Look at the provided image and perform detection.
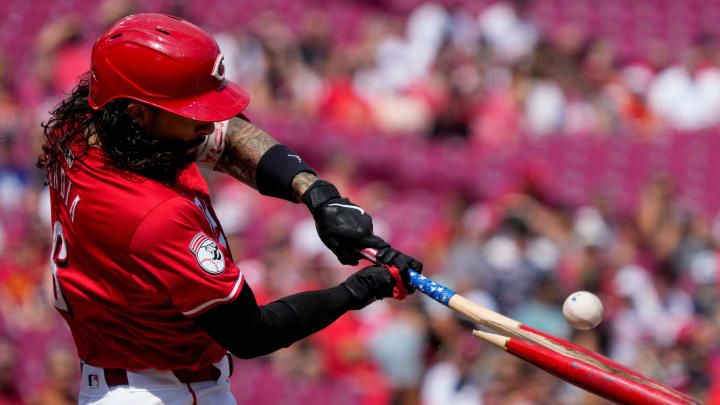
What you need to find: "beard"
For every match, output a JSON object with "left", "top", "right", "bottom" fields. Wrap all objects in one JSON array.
[{"left": 99, "top": 124, "right": 206, "bottom": 185}]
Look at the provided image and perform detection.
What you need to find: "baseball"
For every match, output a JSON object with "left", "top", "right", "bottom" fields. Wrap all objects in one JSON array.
[{"left": 562, "top": 291, "right": 604, "bottom": 330}]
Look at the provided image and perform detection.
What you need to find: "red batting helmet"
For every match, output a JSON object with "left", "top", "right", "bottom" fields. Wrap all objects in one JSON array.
[{"left": 89, "top": 13, "right": 249, "bottom": 122}]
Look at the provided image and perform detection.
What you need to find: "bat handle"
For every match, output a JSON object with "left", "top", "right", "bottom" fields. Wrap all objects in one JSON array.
[{"left": 359, "top": 248, "right": 457, "bottom": 305}]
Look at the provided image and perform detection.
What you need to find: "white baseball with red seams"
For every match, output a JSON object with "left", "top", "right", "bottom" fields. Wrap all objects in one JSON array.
[{"left": 562, "top": 291, "right": 604, "bottom": 330}]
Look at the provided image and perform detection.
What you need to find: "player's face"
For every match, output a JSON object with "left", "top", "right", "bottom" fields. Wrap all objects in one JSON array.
[
  {"left": 128, "top": 103, "right": 216, "bottom": 154},
  {"left": 121, "top": 102, "right": 217, "bottom": 184},
  {"left": 145, "top": 108, "right": 216, "bottom": 146}
]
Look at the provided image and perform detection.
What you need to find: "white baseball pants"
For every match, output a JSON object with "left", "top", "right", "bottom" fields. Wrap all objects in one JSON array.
[{"left": 78, "top": 355, "right": 235, "bottom": 405}]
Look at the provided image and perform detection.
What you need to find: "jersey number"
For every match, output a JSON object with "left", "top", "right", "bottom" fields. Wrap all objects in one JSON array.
[{"left": 50, "top": 221, "right": 71, "bottom": 314}]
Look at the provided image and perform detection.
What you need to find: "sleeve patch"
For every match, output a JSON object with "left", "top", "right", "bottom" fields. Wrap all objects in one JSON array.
[{"left": 189, "top": 233, "right": 226, "bottom": 275}]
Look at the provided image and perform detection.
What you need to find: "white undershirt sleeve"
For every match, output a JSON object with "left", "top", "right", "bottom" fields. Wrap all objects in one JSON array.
[{"left": 195, "top": 119, "right": 229, "bottom": 170}]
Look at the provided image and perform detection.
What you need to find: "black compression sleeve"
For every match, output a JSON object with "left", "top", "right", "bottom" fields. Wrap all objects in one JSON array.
[
  {"left": 277, "top": 285, "right": 356, "bottom": 334},
  {"left": 256, "top": 144, "right": 316, "bottom": 203},
  {"left": 192, "top": 282, "right": 355, "bottom": 359}
]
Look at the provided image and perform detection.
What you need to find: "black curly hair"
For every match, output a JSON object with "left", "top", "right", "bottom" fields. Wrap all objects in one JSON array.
[{"left": 38, "top": 71, "right": 204, "bottom": 185}]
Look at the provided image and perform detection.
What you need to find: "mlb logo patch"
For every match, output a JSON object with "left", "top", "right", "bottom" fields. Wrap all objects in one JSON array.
[
  {"left": 189, "top": 233, "right": 225, "bottom": 275},
  {"left": 88, "top": 373, "right": 99, "bottom": 388}
]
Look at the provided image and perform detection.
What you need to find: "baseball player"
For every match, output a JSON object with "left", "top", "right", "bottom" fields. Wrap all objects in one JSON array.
[{"left": 39, "top": 14, "right": 422, "bottom": 405}]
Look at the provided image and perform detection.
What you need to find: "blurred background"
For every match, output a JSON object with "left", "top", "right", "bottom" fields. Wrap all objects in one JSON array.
[{"left": 2, "top": 0, "right": 720, "bottom": 403}]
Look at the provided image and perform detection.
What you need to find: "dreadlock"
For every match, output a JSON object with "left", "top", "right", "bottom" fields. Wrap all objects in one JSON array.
[{"left": 39, "top": 71, "right": 201, "bottom": 185}]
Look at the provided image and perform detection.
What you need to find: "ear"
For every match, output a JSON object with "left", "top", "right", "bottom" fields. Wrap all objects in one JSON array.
[{"left": 127, "top": 102, "right": 152, "bottom": 127}]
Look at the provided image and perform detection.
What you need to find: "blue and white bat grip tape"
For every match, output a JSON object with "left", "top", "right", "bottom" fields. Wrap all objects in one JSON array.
[
  {"left": 359, "top": 248, "right": 456, "bottom": 305},
  {"left": 408, "top": 270, "right": 456, "bottom": 305}
]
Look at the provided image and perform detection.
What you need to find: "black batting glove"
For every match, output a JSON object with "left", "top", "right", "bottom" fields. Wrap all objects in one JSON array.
[
  {"left": 302, "top": 180, "right": 425, "bottom": 291},
  {"left": 303, "top": 180, "right": 385, "bottom": 265},
  {"left": 374, "top": 246, "right": 424, "bottom": 294},
  {"left": 341, "top": 265, "right": 396, "bottom": 309}
]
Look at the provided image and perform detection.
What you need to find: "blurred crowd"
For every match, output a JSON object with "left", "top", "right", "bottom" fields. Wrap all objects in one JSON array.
[
  {"left": 215, "top": 0, "right": 720, "bottom": 141},
  {"left": 2, "top": 0, "right": 720, "bottom": 404}
]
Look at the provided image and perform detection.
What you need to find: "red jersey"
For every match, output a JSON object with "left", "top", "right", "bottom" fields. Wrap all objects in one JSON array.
[{"left": 47, "top": 125, "right": 242, "bottom": 370}]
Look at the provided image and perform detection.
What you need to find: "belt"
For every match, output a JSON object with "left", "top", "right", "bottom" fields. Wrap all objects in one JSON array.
[
  {"left": 100, "top": 354, "right": 232, "bottom": 387},
  {"left": 104, "top": 364, "right": 221, "bottom": 387}
]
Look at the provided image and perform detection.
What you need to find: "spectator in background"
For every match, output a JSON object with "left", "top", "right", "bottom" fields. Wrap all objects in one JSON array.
[
  {"left": 31, "top": 0, "right": 137, "bottom": 98},
  {"left": 298, "top": 12, "right": 332, "bottom": 72},
  {"left": 0, "top": 53, "right": 26, "bottom": 167},
  {"left": 0, "top": 337, "right": 23, "bottom": 405},
  {"left": 421, "top": 331, "right": 484, "bottom": 405},
  {"left": 571, "top": 37, "right": 621, "bottom": 136},
  {"left": 29, "top": 346, "right": 77, "bottom": 405},
  {"left": 478, "top": 0, "right": 538, "bottom": 64},
  {"left": 317, "top": 48, "right": 374, "bottom": 128},
  {"left": 510, "top": 275, "right": 571, "bottom": 340},
  {"left": 523, "top": 42, "right": 566, "bottom": 136},
  {"left": 368, "top": 304, "right": 426, "bottom": 405},
  {"left": 33, "top": 15, "right": 90, "bottom": 97},
  {"left": 648, "top": 34, "right": 720, "bottom": 131},
  {"left": 615, "top": 40, "right": 670, "bottom": 137}
]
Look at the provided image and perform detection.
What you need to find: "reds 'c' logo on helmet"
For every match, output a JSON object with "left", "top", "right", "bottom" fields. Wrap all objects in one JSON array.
[{"left": 212, "top": 54, "right": 225, "bottom": 81}]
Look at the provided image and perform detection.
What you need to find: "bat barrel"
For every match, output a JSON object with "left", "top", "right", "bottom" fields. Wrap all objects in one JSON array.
[
  {"left": 519, "top": 325, "right": 700, "bottom": 404},
  {"left": 506, "top": 338, "right": 699, "bottom": 405}
]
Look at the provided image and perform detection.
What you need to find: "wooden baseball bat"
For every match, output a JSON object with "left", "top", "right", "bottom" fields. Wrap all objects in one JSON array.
[
  {"left": 472, "top": 330, "right": 696, "bottom": 405},
  {"left": 359, "top": 248, "right": 701, "bottom": 405}
]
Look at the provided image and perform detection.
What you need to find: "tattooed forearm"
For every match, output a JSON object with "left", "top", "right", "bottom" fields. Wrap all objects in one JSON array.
[
  {"left": 216, "top": 116, "right": 279, "bottom": 187},
  {"left": 291, "top": 172, "right": 318, "bottom": 202}
]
